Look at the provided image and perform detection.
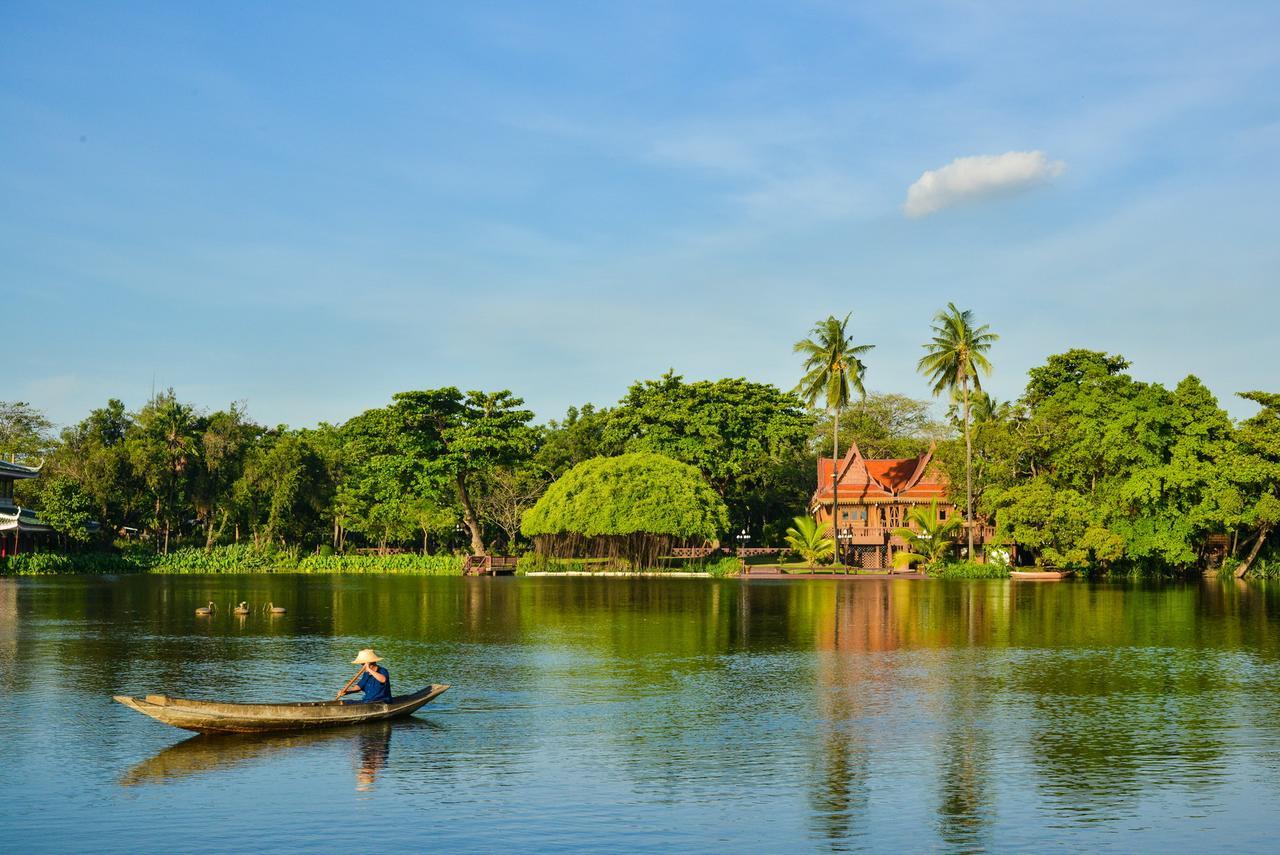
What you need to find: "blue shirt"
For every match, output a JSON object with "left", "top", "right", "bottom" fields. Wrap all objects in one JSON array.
[{"left": 355, "top": 665, "right": 391, "bottom": 703}]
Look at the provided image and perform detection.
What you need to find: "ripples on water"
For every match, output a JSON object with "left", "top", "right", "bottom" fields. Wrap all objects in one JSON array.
[{"left": 3, "top": 575, "right": 1280, "bottom": 852}]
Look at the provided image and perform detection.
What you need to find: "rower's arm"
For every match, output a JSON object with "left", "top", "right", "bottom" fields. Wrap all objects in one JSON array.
[{"left": 367, "top": 667, "right": 387, "bottom": 684}]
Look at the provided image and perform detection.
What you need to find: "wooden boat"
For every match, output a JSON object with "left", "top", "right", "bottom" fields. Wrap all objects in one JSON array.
[
  {"left": 114, "top": 684, "right": 449, "bottom": 734},
  {"left": 1010, "top": 570, "right": 1074, "bottom": 580}
]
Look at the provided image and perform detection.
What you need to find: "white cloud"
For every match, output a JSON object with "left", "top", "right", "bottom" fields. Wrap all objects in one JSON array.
[{"left": 904, "top": 151, "right": 1066, "bottom": 217}]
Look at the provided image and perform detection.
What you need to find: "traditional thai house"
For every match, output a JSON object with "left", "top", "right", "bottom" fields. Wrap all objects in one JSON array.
[
  {"left": 0, "top": 459, "right": 51, "bottom": 556},
  {"left": 810, "top": 441, "right": 989, "bottom": 569}
]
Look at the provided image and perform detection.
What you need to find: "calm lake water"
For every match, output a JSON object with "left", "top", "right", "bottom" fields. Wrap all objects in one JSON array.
[{"left": 3, "top": 575, "right": 1280, "bottom": 853}]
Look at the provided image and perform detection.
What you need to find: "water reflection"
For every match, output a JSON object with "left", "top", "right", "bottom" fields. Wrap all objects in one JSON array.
[
  {"left": 120, "top": 719, "right": 438, "bottom": 791},
  {"left": 4, "top": 575, "right": 1280, "bottom": 851}
]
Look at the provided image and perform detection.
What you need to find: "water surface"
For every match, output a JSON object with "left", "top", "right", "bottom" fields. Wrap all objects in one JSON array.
[{"left": 3, "top": 575, "right": 1279, "bottom": 852}]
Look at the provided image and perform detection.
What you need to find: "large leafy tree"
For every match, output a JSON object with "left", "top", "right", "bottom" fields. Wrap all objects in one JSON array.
[
  {"left": 391, "top": 388, "right": 537, "bottom": 556},
  {"left": 236, "top": 429, "right": 334, "bottom": 548},
  {"left": 191, "top": 404, "right": 262, "bottom": 549},
  {"left": 0, "top": 401, "right": 53, "bottom": 460},
  {"left": 1221, "top": 392, "right": 1280, "bottom": 577},
  {"left": 522, "top": 452, "right": 729, "bottom": 568},
  {"left": 35, "top": 476, "right": 96, "bottom": 544},
  {"left": 988, "top": 478, "right": 1124, "bottom": 569},
  {"left": 814, "top": 392, "right": 946, "bottom": 460},
  {"left": 918, "top": 304, "right": 997, "bottom": 558},
  {"left": 981, "top": 351, "right": 1236, "bottom": 573},
  {"left": 605, "top": 373, "right": 812, "bottom": 538},
  {"left": 793, "top": 314, "right": 875, "bottom": 563},
  {"left": 338, "top": 405, "right": 433, "bottom": 551},
  {"left": 535, "top": 404, "right": 618, "bottom": 478},
  {"left": 49, "top": 399, "right": 144, "bottom": 537},
  {"left": 127, "top": 392, "right": 200, "bottom": 553}
]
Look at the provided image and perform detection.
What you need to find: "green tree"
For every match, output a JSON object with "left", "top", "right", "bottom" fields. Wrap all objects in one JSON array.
[
  {"left": 476, "top": 464, "right": 549, "bottom": 553},
  {"left": 191, "top": 404, "right": 262, "bottom": 549},
  {"left": 390, "top": 389, "right": 537, "bottom": 556},
  {"left": 1224, "top": 391, "right": 1280, "bottom": 577},
  {"left": 987, "top": 478, "right": 1124, "bottom": 569},
  {"left": 236, "top": 429, "right": 334, "bottom": 547},
  {"left": 605, "top": 373, "right": 812, "bottom": 537},
  {"left": 784, "top": 516, "right": 834, "bottom": 567},
  {"left": 48, "top": 399, "right": 143, "bottom": 537},
  {"left": 794, "top": 314, "right": 875, "bottom": 564},
  {"left": 918, "top": 304, "right": 998, "bottom": 558},
  {"left": 522, "top": 452, "right": 729, "bottom": 568},
  {"left": 891, "top": 500, "right": 964, "bottom": 570},
  {"left": 535, "top": 404, "right": 618, "bottom": 478},
  {"left": 127, "top": 392, "right": 200, "bottom": 553},
  {"left": 35, "top": 476, "right": 96, "bottom": 543},
  {"left": 0, "top": 401, "right": 53, "bottom": 460},
  {"left": 815, "top": 392, "right": 947, "bottom": 460}
]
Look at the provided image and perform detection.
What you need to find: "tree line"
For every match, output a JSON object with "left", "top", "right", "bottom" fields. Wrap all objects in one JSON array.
[{"left": 4, "top": 308, "right": 1278, "bottom": 576}]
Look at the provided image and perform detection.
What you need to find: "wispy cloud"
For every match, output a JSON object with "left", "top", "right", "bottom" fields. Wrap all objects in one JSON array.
[{"left": 904, "top": 151, "right": 1066, "bottom": 217}]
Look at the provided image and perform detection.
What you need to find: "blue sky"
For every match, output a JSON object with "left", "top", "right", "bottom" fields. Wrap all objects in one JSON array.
[{"left": 4, "top": 1, "right": 1278, "bottom": 428}]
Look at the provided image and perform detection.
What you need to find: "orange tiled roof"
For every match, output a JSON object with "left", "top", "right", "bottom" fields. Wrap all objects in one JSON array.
[{"left": 811, "top": 441, "right": 947, "bottom": 503}]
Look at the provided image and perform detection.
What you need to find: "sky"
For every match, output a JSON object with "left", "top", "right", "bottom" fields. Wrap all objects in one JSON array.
[{"left": 3, "top": 1, "right": 1278, "bottom": 429}]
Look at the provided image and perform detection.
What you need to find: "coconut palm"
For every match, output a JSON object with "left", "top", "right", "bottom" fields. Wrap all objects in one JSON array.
[
  {"left": 794, "top": 313, "right": 875, "bottom": 565},
  {"left": 918, "top": 304, "right": 997, "bottom": 558},
  {"left": 784, "top": 516, "right": 835, "bottom": 567},
  {"left": 891, "top": 501, "right": 965, "bottom": 571}
]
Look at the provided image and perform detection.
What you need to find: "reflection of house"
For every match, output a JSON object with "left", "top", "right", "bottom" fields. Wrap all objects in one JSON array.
[
  {"left": 0, "top": 460, "right": 51, "bottom": 555},
  {"left": 810, "top": 442, "right": 990, "bottom": 568}
]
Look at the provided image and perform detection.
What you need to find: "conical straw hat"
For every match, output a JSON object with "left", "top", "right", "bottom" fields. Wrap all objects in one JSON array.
[{"left": 351, "top": 648, "right": 382, "bottom": 665}]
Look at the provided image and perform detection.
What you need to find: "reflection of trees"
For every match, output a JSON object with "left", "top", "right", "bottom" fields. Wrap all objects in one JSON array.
[
  {"left": 935, "top": 687, "right": 992, "bottom": 850},
  {"left": 0, "top": 580, "right": 16, "bottom": 691},
  {"left": 1007, "top": 580, "right": 1280, "bottom": 822}
]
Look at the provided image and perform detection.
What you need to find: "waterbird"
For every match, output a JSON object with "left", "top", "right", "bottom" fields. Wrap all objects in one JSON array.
[
  {"left": 234, "top": 601, "right": 250, "bottom": 615},
  {"left": 268, "top": 602, "right": 287, "bottom": 615},
  {"left": 195, "top": 601, "right": 214, "bottom": 616}
]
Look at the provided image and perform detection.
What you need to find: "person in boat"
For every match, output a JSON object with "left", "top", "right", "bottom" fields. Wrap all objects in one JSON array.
[{"left": 338, "top": 649, "right": 392, "bottom": 704}]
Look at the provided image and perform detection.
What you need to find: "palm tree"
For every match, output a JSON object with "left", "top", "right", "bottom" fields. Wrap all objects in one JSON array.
[
  {"left": 784, "top": 516, "right": 835, "bottom": 567},
  {"left": 794, "top": 314, "right": 875, "bottom": 566},
  {"left": 918, "top": 304, "right": 998, "bottom": 558},
  {"left": 891, "top": 500, "right": 964, "bottom": 571}
]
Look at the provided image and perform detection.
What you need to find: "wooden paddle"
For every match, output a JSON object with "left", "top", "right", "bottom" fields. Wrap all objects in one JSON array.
[{"left": 335, "top": 667, "right": 366, "bottom": 700}]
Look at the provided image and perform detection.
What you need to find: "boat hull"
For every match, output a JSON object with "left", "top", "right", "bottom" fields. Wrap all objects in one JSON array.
[
  {"left": 1009, "top": 570, "right": 1074, "bottom": 580},
  {"left": 114, "top": 684, "right": 449, "bottom": 734}
]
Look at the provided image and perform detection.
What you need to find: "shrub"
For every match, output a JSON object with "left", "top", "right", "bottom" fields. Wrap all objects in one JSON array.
[
  {"left": 700, "top": 557, "right": 743, "bottom": 577},
  {"left": 0, "top": 546, "right": 463, "bottom": 576},
  {"left": 928, "top": 560, "right": 1011, "bottom": 579}
]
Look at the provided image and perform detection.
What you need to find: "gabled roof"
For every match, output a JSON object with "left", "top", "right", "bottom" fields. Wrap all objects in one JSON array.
[{"left": 812, "top": 441, "right": 947, "bottom": 503}]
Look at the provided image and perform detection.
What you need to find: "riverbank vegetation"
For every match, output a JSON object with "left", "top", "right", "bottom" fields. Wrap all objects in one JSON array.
[
  {"left": 3, "top": 306, "right": 1277, "bottom": 578},
  {"left": 0, "top": 545, "right": 462, "bottom": 576}
]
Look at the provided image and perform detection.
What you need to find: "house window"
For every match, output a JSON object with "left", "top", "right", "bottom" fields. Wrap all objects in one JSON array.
[
  {"left": 841, "top": 510, "right": 850, "bottom": 520},
  {"left": 939, "top": 508, "right": 947, "bottom": 521}
]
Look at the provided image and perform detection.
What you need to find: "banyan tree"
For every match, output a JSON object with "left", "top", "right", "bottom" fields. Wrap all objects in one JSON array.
[{"left": 520, "top": 452, "right": 729, "bottom": 569}]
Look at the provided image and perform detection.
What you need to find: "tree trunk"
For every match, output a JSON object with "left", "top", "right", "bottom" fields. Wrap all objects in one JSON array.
[
  {"left": 963, "top": 378, "right": 974, "bottom": 560},
  {"left": 832, "top": 406, "right": 842, "bottom": 570},
  {"left": 1235, "top": 524, "right": 1272, "bottom": 578},
  {"left": 456, "top": 472, "right": 487, "bottom": 555}
]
